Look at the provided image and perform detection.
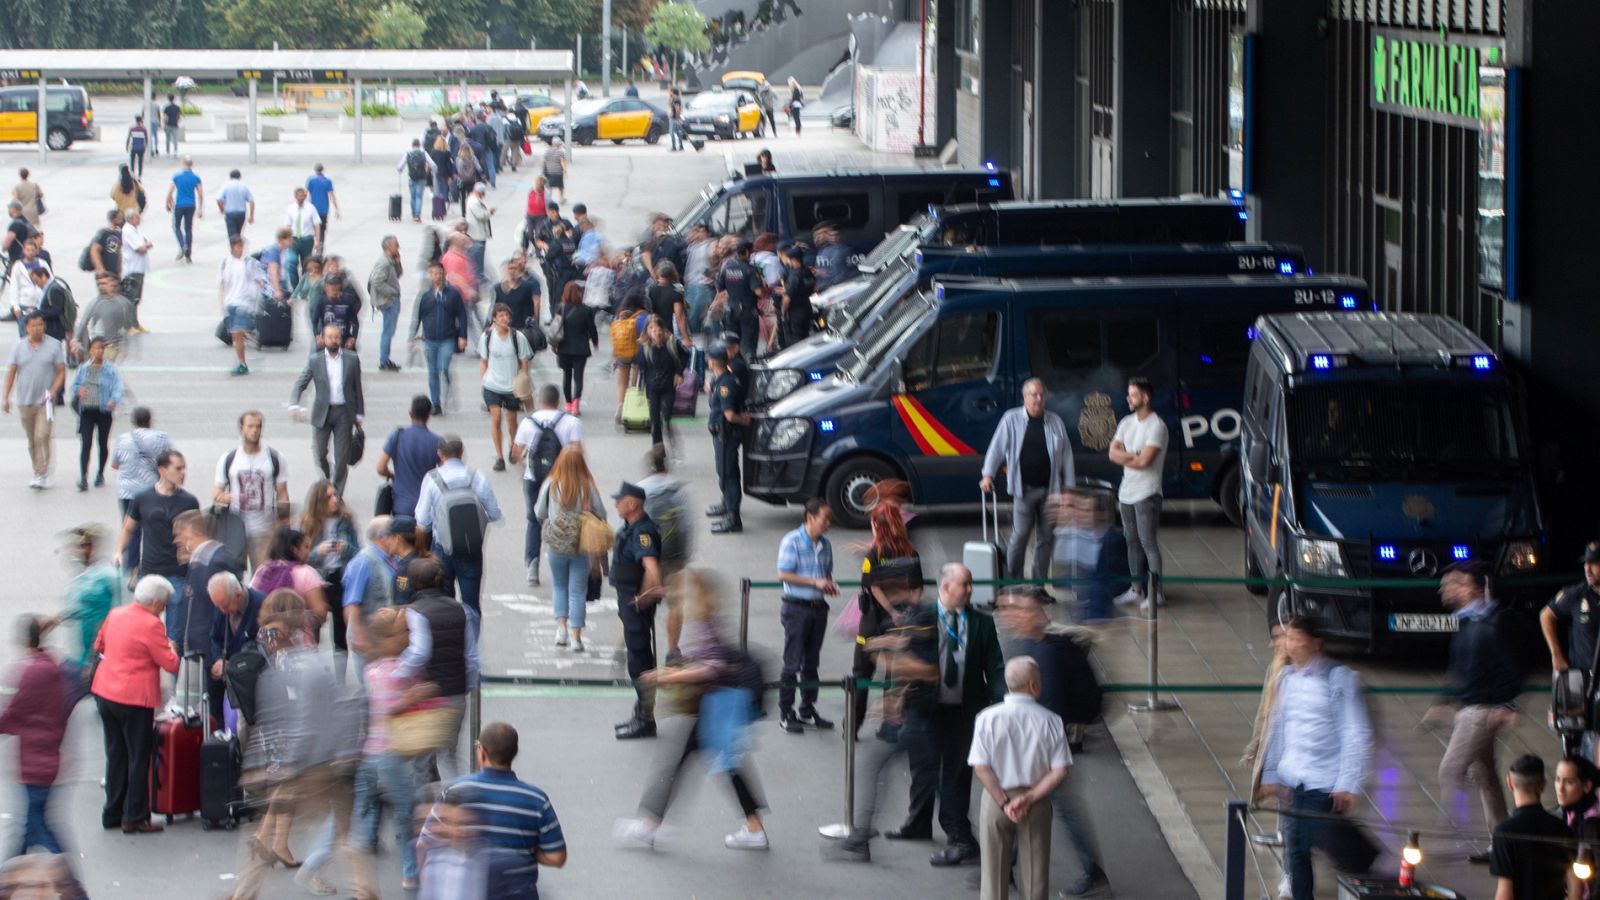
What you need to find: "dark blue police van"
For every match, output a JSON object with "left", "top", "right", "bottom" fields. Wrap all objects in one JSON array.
[
  {"left": 1239, "top": 312, "right": 1545, "bottom": 649},
  {"left": 668, "top": 168, "right": 1013, "bottom": 257},
  {"left": 746, "top": 273, "right": 1370, "bottom": 528},
  {"left": 751, "top": 241, "right": 1308, "bottom": 408}
]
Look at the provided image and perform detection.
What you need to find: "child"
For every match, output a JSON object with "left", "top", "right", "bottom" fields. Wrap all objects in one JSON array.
[{"left": 610, "top": 289, "right": 649, "bottom": 420}]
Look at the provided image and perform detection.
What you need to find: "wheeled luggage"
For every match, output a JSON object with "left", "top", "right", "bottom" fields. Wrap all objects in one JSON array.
[
  {"left": 672, "top": 346, "right": 700, "bottom": 417},
  {"left": 621, "top": 384, "right": 651, "bottom": 433},
  {"left": 964, "top": 490, "right": 1006, "bottom": 609},
  {"left": 150, "top": 655, "right": 206, "bottom": 822},
  {"left": 255, "top": 297, "right": 293, "bottom": 349},
  {"left": 388, "top": 193, "right": 403, "bottom": 222},
  {"left": 432, "top": 194, "right": 449, "bottom": 221},
  {"left": 199, "top": 725, "right": 244, "bottom": 830}
]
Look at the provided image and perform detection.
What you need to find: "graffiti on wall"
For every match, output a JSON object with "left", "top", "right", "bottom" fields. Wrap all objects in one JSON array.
[
  {"left": 690, "top": 0, "right": 807, "bottom": 69},
  {"left": 854, "top": 66, "right": 923, "bottom": 153}
]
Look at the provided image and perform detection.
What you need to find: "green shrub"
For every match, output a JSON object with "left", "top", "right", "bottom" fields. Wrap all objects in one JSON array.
[
  {"left": 259, "top": 107, "right": 293, "bottom": 117},
  {"left": 179, "top": 102, "right": 203, "bottom": 116},
  {"left": 342, "top": 101, "right": 399, "bottom": 117},
  {"left": 435, "top": 102, "right": 461, "bottom": 117}
]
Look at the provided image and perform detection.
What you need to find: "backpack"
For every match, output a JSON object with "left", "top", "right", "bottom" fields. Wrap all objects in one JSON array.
[
  {"left": 224, "top": 640, "right": 269, "bottom": 723},
  {"left": 49, "top": 279, "right": 77, "bottom": 333},
  {"left": 643, "top": 478, "right": 692, "bottom": 565},
  {"left": 525, "top": 411, "right": 566, "bottom": 484},
  {"left": 541, "top": 482, "right": 587, "bottom": 556},
  {"left": 724, "top": 646, "right": 770, "bottom": 719},
  {"left": 406, "top": 149, "right": 428, "bottom": 182},
  {"left": 610, "top": 314, "right": 640, "bottom": 360},
  {"left": 429, "top": 469, "right": 487, "bottom": 558},
  {"left": 251, "top": 559, "right": 299, "bottom": 596}
]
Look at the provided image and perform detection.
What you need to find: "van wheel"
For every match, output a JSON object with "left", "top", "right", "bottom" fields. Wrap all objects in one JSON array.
[
  {"left": 1244, "top": 543, "right": 1268, "bottom": 596},
  {"left": 1270, "top": 589, "right": 1292, "bottom": 631},
  {"left": 1216, "top": 465, "right": 1243, "bottom": 527},
  {"left": 824, "top": 456, "right": 897, "bottom": 530},
  {"left": 46, "top": 127, "right": 71, "bottom": 151}
]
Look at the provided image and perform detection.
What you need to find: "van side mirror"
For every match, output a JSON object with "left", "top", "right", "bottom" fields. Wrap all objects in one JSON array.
[
  {"left": 1247, "top": 441, "right": 1270, "bottom": 477},
  {"left": 890, "top": 358, "right": 906, "bottom": 395}
]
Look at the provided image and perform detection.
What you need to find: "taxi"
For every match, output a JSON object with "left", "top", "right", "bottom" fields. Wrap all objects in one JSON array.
[
  {"left": 518, "top": 93, "right": 563, "bottom": 133},
  {"left": 0, "top": 85, "right": 96, "bottom": 150},
  {"left": 537, "top": 96, "right": 669, "bottom": 146},
  {"left": 682, "top": 89, "right": 763, "bottom": 139}
]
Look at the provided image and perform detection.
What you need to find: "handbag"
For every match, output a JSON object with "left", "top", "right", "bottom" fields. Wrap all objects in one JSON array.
[
  {"left": 375, "top": 479, "right": 395, "bottom": 517},
  {"left": 579, "top": 511, "right": 613, "bottom": 557},
  {"left": 347, "top": 425, "right": 366, "bottom": 466},
  {"left": 36, "top": 197, "right": 46, "bottom": 216},
  {"left": 512, "top": 369, "right": 533, "bottom": 405},
  {"left": 521, "top": 321, "right": 548, "bottom": 354},
  {"left": 388, "top": 705, "right": 459, "bottom": 757},
  {"left": 215, "top": 314, "right": 232, "bottom": 346}
]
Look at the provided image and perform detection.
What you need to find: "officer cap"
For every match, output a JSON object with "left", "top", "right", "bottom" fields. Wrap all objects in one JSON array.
[
  {"left": 1583, "top": 541, "right": 1600, "bottom": 564},
  {"left": 721, "top": 330, "right": 742, "bottom": 346},
  {"left": 708, "top": 343, "right": 729, "bottom": 362},
  {"left": 612, "top": 481, "right": 646, "bottom": 502},
  {"left": 387, "top": 515, "right": 417, "bottom": 536},
  {"left": 736, "top": 238, "right": 754, "bottom": 254}
]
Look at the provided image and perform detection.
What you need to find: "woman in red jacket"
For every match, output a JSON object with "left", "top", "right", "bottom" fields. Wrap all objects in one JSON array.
[
  {"left": 91, "top": 575, "right": 180, "bottom": 834},
  {"left": 0, "top": 616, "right": 69, "bottom": 855}
]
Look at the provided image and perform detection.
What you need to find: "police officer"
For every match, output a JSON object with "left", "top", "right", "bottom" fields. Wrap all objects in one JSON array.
[
  {"left": 715, "top": 239, "right": 765, "bottom": 355},
  {"left": 706, "top": 345, "right": 750, "bottom": 535},
  {"left": 1540, "top": 540, "right": 1600, "bottom": 755},
  {"left": 612, "top": 481, "right": 665, "bottom": 739},
  {"left": 705, "top": 332, "right": 748, "bottom": 520}
]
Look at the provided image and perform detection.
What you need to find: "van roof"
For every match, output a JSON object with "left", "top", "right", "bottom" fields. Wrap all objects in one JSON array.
[
  {"left": 915, "top": 240, "right": 1305, "bottom": 263},
  {"left": 932, "top": 272, "right": 1363, "bottom": 295},
  {"left": 729, "top": 168, "right": 1002, "bottom": 186},
  {"left": 934, "top": 196, "right": 1240, "bottom": 220},
  {"left": 1258, "top": 311, "right": 1492, "bottom": 373}
]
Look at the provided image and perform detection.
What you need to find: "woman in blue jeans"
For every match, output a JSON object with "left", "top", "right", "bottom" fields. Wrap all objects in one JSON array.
[{"left": 534, "top": 445, "right": 605, "bottom": 652}]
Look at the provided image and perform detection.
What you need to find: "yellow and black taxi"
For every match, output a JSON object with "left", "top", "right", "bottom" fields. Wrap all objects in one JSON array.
[
  {"left": 682, "top": 89, "right": 763, "bottom": 140},
  {"left": 0, "top": 84, "right": 95, "bottom": 150},
  {"left": 537, "top": 97, "right": 669, "bottom": 146},
  {"left": 518, "top": 93, "right": 563, "bottom": 133}
]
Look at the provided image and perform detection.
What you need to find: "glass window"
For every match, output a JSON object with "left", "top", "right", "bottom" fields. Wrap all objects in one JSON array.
[
  {"left": 44, "top": 91, "right": 75, "bottom": 113},
  {"left": 717, "top": 191, "right": 767, "bottom": 237},
  {"left": 790, "top": 191, "right": 871, "bottom": 231},
  {"left": 1188, "top": 316, "right": 1254, "bottom": 381},
  {"left": 956, "top": 0, "right": 980, "bottom": 56},
  {"left": 902, "top": 331, "right": 936, "bottom": 393},
  {"left": 1028, "top": 311, "right": 1101, "bottom": 386},
  {"left": 930, "top": 311, "right": 1001, "bottom": 387},
  {"left": 1104, "top": 318, "right": 1160, "bottom": 369},
  {"left": 2, "top": 94, "right": 36, "bottom": 113}
]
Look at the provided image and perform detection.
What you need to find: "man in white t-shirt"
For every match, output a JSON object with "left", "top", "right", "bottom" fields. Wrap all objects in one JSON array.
[
  {"left": 213, "top": 409, "right": 289, "bottom": 568},
  {"left": 1108, "top": 376, "right": 1167, "bottom": 610},
  {"left": 511, "top": 384, "right": 583, "bottom": 586},
  {"left": 479, "top": 302, "right": 534, "bottom": 473},
  {"left": 218, "top": 235, "right": 260, "bottom": 376}
]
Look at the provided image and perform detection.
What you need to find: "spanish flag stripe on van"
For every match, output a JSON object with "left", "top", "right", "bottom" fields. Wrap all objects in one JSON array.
[{"left": 892, "top": 395, "right": 976, "bottom": 457}]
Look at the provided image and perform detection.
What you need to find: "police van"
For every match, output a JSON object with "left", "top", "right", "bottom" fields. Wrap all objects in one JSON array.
[
  {"left": 751, "top": 241, "right": 1308, "bottom": 408},
  {"left": 746, "top": 273, "right": 1369, "bottom": 528},
  {"left": 1239, "top": 312, "right": 1545, "bottom": 648},
  {"left": 668, "top": 169, "right": 1013, "bottom": 257}
]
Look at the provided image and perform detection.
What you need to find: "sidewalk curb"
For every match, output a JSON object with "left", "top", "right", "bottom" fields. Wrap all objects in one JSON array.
[{"left": 1105, "top": 710, "right": 1224, "bottom": 897}]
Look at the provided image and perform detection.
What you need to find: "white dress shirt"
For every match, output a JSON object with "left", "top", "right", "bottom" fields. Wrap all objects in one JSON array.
[
  {"left": 285, "top": 201, "right": 322, "bottom": 239},
  {"left": 121, "top": 222, "right": 151, "bottom": 275},
  {"left": 324, "top": 349, "right": 346, "bottom": 405},
  {"left": 936, "top": 602, "right": 969, "bottom": 705},
  {"left": 968, "top": 694, "right": 1071, "bottom": 790},
  {"left": 1259, "top": 656, "right": 1372, "bottom": 796}
]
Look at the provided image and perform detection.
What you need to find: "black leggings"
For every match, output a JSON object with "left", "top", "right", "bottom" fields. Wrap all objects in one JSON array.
[
  {"left": 646, "top": 385, "right": 675, "bottom": 446},
  {"left": 129, "top": 149, "right": 145, "bottom": 179},
  {"left": 78, "top": 408, "right": 112, "bottom": 479},
  {"left": 559, "top": 353, "right": 588, "bottom": 402}
]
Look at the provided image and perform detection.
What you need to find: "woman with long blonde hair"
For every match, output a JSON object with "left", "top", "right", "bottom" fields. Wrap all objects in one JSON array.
[
  {"left": 301, "top": 478, "right": 359, "bottom": 674},
  {"left": 535, "top": 445, "right": 606, "bottom": 651}
]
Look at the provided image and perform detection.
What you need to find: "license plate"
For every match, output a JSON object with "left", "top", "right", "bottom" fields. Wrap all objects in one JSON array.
[
  {"left": 1388, "top": 613, "right": 1459, "bottom": 633},
  {"left": 688, "top": 124, "right": 713, "bottom": 132}
]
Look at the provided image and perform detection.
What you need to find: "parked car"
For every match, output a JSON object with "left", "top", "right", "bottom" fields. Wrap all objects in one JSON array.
[{"left": 537, "top": 97, "right": 669, "bottom": 146}]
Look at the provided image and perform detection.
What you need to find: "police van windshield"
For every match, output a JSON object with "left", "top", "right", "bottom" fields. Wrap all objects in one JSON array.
[
  {"left": 857, "top": 215, "right": 937, "bottom": 274},
  {"left": 1289, "top": 382, "right": 1522, "bottom": 479},
  {"left": 673, "top": 187, "right": 719, "bottom": 233},
  {"left": 828, "top": 258, "right": 917, "bottom": 336},
  {"left": 842, "top": 289, "right": 936, "bottom": 382}
]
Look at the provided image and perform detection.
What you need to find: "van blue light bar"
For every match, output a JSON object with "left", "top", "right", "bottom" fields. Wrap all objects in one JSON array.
[
  {"left": 819, "top": 419, "right": 836, "bottom": 433},
  {"left": 1378, "top": 544, "right": 1398, "bottom": 561},
  {"left": 1278, "top": 261, "right": 1294, "bottom": 274},
  {"left": 1341, "top": 296, "right": 1358, "bottom": 309}
]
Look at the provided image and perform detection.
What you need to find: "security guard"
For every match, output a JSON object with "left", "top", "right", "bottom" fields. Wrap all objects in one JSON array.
[
  {"left": 707, "top": 345, "right": 750, "bottom": 534},
  {"left": 705, "top": 332, "right": 750, "bottom": 521},
  {"left": 612, "top": 481, "right": 665, "bottom": 739},
  {"left": 715, "top": 239, "right": 765, "bottom": 354},
  {"left": 1540, "top": 540, "right": 1600, "bottom": 754}
]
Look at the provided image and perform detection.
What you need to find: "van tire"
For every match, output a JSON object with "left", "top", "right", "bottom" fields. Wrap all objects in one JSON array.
[
  {"left": 1244, "top": 543, "right": 1269, "bottom": 596},
  {"left": 824, "top": 456, "right": 897, "bottom": 530},
  {"left": 1269, "top": 589, "right": 1292, "bottom": 631},
  {"left": 46, "top": 127, "right": 71, "bottom": 151},
  {"left": 1216, "top": 464, "right": 1243, "bottom": 527}
]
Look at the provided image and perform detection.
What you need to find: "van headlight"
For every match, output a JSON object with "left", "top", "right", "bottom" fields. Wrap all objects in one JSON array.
[
  {"left": 765, "top": 418, "right": 811, "bottom": 452},
  {"left": 1296, "top": 538, "right": 1347, "bottom": 578},
  {"left": 716, "top": 114, "right": 731, "bottom": 123},
  {"left": 764, "top": 369, "right": 803, "bottom": 400},
  {"left": 1502, "top": 540, "right": 1540, "bottom": 572}
]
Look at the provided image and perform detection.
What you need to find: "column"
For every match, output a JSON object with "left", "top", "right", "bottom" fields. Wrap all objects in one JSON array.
[
  {"left": 247, "top": 77, "right": 258, "bottom": 164},
  {"left": 354, "top": 77, "right": 364, "bottom": 164}
]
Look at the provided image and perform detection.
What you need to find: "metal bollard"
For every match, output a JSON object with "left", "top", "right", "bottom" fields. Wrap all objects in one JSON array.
[
  {"left": 468, "top": 685, "right": 482, "bottom": 773},
  {"left": 818, "top": 676, "right": 858, "bottom": 839},
  {"left": 739, "top": 577, "right": 751, "bottom": 652},
  {"left": 1129, "top": 571, "right": 1177, "bottom": 713},
  {"left": 1223, "top": 799, "right": 1247, "bottom": 900}
]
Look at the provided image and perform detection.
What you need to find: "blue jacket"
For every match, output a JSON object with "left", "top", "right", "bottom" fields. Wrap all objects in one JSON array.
[
  {"left": 410, "top": 284, "right": 470, "bottom": 343},
  {"left": 209, "top": 588, "right": 265, "bottom": 665},
  {"left": 70, "top": 361, "right": 125, "bottom": 411}
]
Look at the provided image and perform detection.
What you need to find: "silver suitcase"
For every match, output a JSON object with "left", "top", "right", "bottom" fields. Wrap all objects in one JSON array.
[{"left": 965, "top": 490, "right": 1006, "bottom": 608}]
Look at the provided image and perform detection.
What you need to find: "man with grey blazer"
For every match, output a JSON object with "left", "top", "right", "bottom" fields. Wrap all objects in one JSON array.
[
  {"left": 979, "top": 378, "right": 1075, "bottom": 580},
  {"left": 290, "top": 322, "right": 366, "bottom": 493},
  {"left": 368, "top": 235, "right": 404, "bottom": 372}
]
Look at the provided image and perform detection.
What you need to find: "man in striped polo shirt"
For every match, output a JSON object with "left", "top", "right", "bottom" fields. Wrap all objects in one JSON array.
[
  {"left": 421, "top": 722, "right": 566, "bottom": 897},
  {"left": 775, "top": 498, "right": 839, "bottom": 734}
]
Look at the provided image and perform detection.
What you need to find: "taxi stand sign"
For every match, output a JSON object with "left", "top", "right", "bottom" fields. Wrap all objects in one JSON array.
[
  {"left": 0, "top": 70, "right": 43, "bottom": 80},
  {"left": 238, "top": 69, "right": 347, "bottom": 81}
]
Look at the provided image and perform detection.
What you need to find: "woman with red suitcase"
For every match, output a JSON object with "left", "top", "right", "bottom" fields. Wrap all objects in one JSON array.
[{"left": 91, "top": 575, "right": 181, "bottom": 834}]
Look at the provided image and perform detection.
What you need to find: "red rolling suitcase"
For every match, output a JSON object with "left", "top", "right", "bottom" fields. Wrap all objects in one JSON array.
[{"left": 150, "top": 655, "right": 206, "bottom": 823}]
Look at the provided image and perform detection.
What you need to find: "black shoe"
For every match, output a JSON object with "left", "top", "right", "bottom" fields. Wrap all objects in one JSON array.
[
  {"left": 929, "top": 843, "right": 979, "bottom": 867},
  {"left": 614, "top": 718, "right": 657, "bottom": 740},
  {"left": 705, "top": 504, "right": 727, "bottom": 518},
  {"left": 94, "top": 473, "right": 105, "bottom": 487},
  {"left": 77, "top": 477, "right": 87, "bottom": 492},
  {"left": 431, "top": 404, "right": 443, "bottom": 416},
  {"left": 885, "top": 824, "right": 932, "bottom": 841},
  {"left": 1069, "top": 741, "right": 1085, "bottom": 754},
  {"left": 711, "top": 518, "right": 743, "bottom": 534},
  {"left": 777, "top": 712, "right": 803, "bottom": 734},
  {"left": 838, "top": 836, "right": 872, "bottom": 861},
  {"left": 798, "top": 709, "right": 834, "bottom": 729},
  {"left": 1468, "top": 849, "right": 1491, "bottom": 864},
  {"left": 492, "top": 458, "right": 506, "bottom": 472}
]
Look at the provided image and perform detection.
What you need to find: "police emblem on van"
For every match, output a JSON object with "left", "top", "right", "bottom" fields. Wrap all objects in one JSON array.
[
  {"left": 1402, "top": 495, "right": 1436, "bottom": 524},
  {"left": 1078, "top": 393, "right": 1116, "bottom": 451}
]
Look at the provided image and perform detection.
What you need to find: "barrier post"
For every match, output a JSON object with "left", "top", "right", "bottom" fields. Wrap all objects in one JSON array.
[
  {"left": 818, "top": 676, "right": 858, "bottom": 839},
  {"left": 468, "top": 685, "right": 482, "bottom": 773},
  {"left": 1129, "top": 571, "right": 1177, "bottom": 713},
  {"left": 1223, "top": 800, "right": 1247, "bottom": 900},
  {"left": 739, "top": 577, "right": 751, "bottom": 652}
]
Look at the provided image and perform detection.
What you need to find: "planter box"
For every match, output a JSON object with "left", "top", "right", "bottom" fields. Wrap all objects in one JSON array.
[
  {"left": 225, "top": 122, "right": 282, "bottom": 142},
  {"left": 257, "top": 113, "right": 309, "bottom": 132},
  {"left": 338, "top": 115, "right": 402, "bottom": 133}
]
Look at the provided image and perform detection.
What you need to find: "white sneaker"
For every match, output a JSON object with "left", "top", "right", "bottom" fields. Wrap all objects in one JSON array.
[
  {"left": 571, "top": 637, "right": 585, "bottom": 652},
  {"left": 1276, "top": 873, "right": 1292, "bottom": 900},
  {"left": 555, "top": 624, "right": 569, "bottom": 647},
  {"left": 724, "top": 826, "right": 769, "bottom": 850},
  {"left": 1113, "top": 587, "right": 1143, "bottom": 607},
  {"left": 35, "top": 475, "right": 50, "bottom": 489},
  {"left": 1139, "top": 593, "right": 1166, "bottom": 613},
  {"left": 613, "top": 817, "right": 657, "bottom": 848},
  {"left": 27, "top": 476, "right": 42, "bottom": 489}
]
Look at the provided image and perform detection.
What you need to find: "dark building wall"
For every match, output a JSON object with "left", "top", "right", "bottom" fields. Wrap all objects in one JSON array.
[
  {"left": 1116, "top": 0, "right": 1173, "bottom": 197},
  {"left": 1250, "top": 0, "right": 1330, "bottom": 272}
]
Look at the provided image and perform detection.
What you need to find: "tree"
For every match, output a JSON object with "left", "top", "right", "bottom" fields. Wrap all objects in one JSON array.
[
  {"left": 365, "top": 0, "right": 427, "bottom": 48},
  {"left": 643, "top": 1, "right": 708, "bottom": 83},
  {"left": 208, "top": 0, "right": 363, "bottom": 48}
]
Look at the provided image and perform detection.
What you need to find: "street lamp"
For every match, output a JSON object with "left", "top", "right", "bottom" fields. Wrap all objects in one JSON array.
[{"left": 1576, "top": 845, "right": 1594, "bottom": 882}]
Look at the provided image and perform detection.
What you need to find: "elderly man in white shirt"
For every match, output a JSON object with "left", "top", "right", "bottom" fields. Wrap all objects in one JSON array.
[
  {"left": 968, "top": 656, "right": 1072, "bottom": 900},
  {"left": 465, "top": 183, "right": 495, "bottom": 286}
]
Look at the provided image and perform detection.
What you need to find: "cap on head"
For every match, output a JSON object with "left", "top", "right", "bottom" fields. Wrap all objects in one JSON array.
[
  {"left": 721, "top": 330, "right": 742, "bottom": 346},
  {"left": 708, "top": 343, "right": 729, "bottom": 362},
  {"left": 613, "top": 482, "right": 646, "bottom": 502},
  {"left": 386, "top": 515, "right": 417, "bottom": 537},
  {"left": 1583, "top": 541, "right": 1600, "bottom": 564},
  {"left": 736, "top": 238, "right": 754, "bottom": 254}
]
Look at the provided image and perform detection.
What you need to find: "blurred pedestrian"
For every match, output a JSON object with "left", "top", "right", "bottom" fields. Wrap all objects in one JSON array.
[
  {"left": 536, "top": 445, "right": 604, "bottom": 650},
  {"left": 553, "top": 280, "right": 598, "bottom": 414},
  {"left": 415, "top": 797, "right": 488, "bottom": 899},
  {"left": 400, "top": 139, "right": 436, "bottom": 223},
  {"left": 615, "top": 569, "right": 769, "bottom": 850},
  {"left": 109, "top": 407, "right": 169, "bottom": 573},
  {"left": 850, "top": 501, "right": 923, "bottom": 739},
  {"left": 91, "top": 576, "right": 181, "bottom": 835},
  {"left": 161, "top": 95, "right": 181, "bottom": 154},
  {"left": 303, "top": 479, "right": 360, "bottom": 672},
  {"left": 777, "top": 242, "right": 814, "bottom": 349},
  {"left": 637, "top": 315, "right": 684, "bottom": 449},
  {"left": 420, "top": 722, "right": 566, "bottom": 898},
  {"left": 216, "top": 169, "right": 256, "bottom": 241},
  {"left": 787, "top": 77, "right": 804, "bottom": 134},
  {"left": 173, "top": 510, "right": 243, "bottom": 708},
  {"left": 969, "top": 656, "right": 1072, "bottom": 900},
  {"left": 218, "top": 235, "right": 257, "bottom": 375},
  {"left": 774, "top": 498, "right": 838, "bottom": 733},
  {"left": 514, "top": 385, "right": 581, "bottom": 586},
  {"left": 980, "top": 378, "right": 1074, "bottom": 581},
  {"left": 290, "top": 323, "right": 366, "bottom": 494},
  {"left": 414, "top": 435, "right": 502, "bottom": 614},
  {"left": 205, "top": 572, "right": 264, "bottom": 726},
  {"left": 165, "top": 156, "right": 202, "bottom": 264},
  {"left": 126, "top": 116, "right": 150, "bottom": 177},
  {"left": 3, "top": 311, "right": 66, "bottom": 487},
  {"left": 110, "top": 165, "right": 144, "bottom": 220},
  {"left": 250, "top": 525, "right": 330, "bottom": 627},
  {"left": 1242, "top": 622, "right": 1291, "bottom": 884},
  {"left": 341, "top": 516, "right": 415, "bottom": 663},
  {"left": 522, "top": 177, "right": 549, "bottom": 255},
  {"left": 479, "top": 303, "right": 533, "bottom": 470},
  {"left": 377, "top": 396, "right": 443, "bottom": 519},
  {"left": 12, "top": 167, "right": 43, "bottom": 226},
  {"left": 120, "top": 208, "right": 153, "bottom": 333},
  {"left": 613, "top": 482, "right": 666, "bottom": 739},
  {"left": 467, "top": 184, "right": 495, "bottom": 286},
  {"left": 639, "top": 444, "right": 692, "bottom": 653},
  {"left": 0, "top": 615, "right": 71, "bottom": 856},
  {"left": 75, "top": 273, "right": 134, "bottom": 360},
  {"left": 1049, "top": 488, "right": 1129, "bottom": 623},
  {"left": 411, "top": 261, "right": 471, "bottom": 416},
  {"left": 116, "top": 450, "right": 199, "bottom": 640},
  {"left": 285, "top": 187, "right": 321, "bottom": 277},
  {"left": 542, "top": 138, "right": 568, "bottom": 203},
  {"left": 370, "top": 235, "right": 405, "bottom": 372},
  {"left": 306, "top": 163, "right": 340, "bottom": 246},
  {"left": 441, "top": 234, "right": 479, "bottom": 327},
  {"left": 398, "top": 558, "right": 478, "bottom": 777},
  {"left": 54, "top": 525, "right": 121, "bottom": 667},
  {"left": 70, "top": 336, "right": 122, "bottom": 492}
]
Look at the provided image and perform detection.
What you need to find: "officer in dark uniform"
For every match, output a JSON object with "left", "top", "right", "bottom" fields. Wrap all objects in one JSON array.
[
  {"left": 715, "top": 239, "right": 765, "bottom": 354},
  {"left": 612, "top": 481, "right": 665, "bottom": 739},
  {"left": 706, "top": 345, "right": 750, "bottom": 535},
  {"left": 1540, "top": 539, "right": 1600, "bottom": 755},
  {"left": 705, "top": 332, "right": 751, "bottom": 522}
]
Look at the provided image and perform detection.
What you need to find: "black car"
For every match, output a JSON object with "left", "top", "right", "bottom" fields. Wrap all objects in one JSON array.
[{"left": 681, "top": 90, "right": 763, "bottom": 140}]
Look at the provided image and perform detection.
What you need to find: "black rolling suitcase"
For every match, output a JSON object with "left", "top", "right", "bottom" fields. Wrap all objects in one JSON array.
[
  {"left": 432, "top": 194, "right": 448, "bottom": 221},
  {"left": 199, "top": 721, "right": 244, "bottom": 830},
  {"left": 388, "top": 193, "right": 403, "bottom": 221},
  {"left": 255, "top": 297, "right": 293, "bottom": 349}
]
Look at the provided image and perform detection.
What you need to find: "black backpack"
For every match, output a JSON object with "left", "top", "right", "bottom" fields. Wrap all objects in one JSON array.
[
  {"left": 526, "top": 412, "right": 565, "bottom": 484},
  {"left": 406, "top": 149, "right": 428, "bottom": 182},
  {"left": 224, "top": 641, "right": 269, "bottom": 723}
]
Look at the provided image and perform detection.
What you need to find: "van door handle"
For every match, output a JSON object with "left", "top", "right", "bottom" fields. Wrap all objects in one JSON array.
[{"left": 975, "top": 397, "right": 997, "bottom": 411}]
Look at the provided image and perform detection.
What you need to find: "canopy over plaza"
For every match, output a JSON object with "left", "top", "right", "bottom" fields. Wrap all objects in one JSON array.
[{"left": 0, "top": 49, "right": 576, "bottom": 162}]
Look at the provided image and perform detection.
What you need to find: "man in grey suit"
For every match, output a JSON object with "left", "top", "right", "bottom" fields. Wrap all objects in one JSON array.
[{"left": 291, "top": 322, "right": 366, "bottom": 493}]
